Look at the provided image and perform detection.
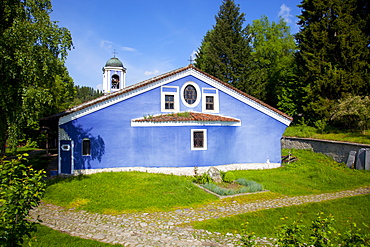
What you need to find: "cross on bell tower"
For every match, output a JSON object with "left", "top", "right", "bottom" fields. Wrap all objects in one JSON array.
[{"left": 113, "top": 49, "right": 118, "bottom": 58}]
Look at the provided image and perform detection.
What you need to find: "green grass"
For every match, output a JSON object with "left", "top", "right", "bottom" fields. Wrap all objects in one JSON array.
[
  {"left": 23, "top": 224, "right": 121, "bottom": 246},
  {"left": 284, "top": 125, "right": 370, "bottom": 144},
  {"left": 43, "top": 149, "right": 370, "bottom": 214},
  {"left": 233, "top": 149, "right": 370, "bottom": 196},
  {"left": 43, "top": 172, "right": 217, "bottom": 214},
  {"left": 5, "top": 147, "right": 40, "bottom": 156},
  {"left": 192, "top": 194, "right": 370, "bottom": 238}
]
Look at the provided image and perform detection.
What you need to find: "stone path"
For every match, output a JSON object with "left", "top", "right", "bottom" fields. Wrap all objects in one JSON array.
[{"left": 30, "top": 187, "right": 370, "bottom": 246}]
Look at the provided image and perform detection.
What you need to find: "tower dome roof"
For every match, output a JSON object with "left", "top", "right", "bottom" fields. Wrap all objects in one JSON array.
[{"left": 105, "top": 57, "right": 124, "bottom": 67}]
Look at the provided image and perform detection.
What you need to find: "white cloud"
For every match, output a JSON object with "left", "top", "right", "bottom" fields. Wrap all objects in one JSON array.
[
  {"left": 121, "top": 46, "right": 137, "bottom": 52},
  {"left": 100, "top": 40, "right": 137, "bottom": 53},
  {"left": 100, "top": 40, "right": 114, "bottom": 49},
  {"left": 279, "top": 4, "right": 293, "bottom": 24},
  {"left": 190, "top": 50, "right": 197, "bottom": 62},
  {"left": 144, "top": 70, "right": 160, "bottom": 76}
]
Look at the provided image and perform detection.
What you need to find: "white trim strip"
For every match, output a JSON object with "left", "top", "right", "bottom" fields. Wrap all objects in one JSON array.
[{"left": 73, "top": 163, "right": 281, "bottom": 176}]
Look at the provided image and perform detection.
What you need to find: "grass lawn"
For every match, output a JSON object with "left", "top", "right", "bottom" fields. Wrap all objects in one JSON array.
[
  {"left": 192, "top": 194, "right": 370, "bottom": 238},
  {"left": 233, "top": 149, "right": 370, "bottom": 196},
  {"left": 26, "top": 148, "right": 370, "bottom": 245},
  {"left": 5, "top": 147, "right": 40, "bottom": 156},
  {"left": 284, "top": 125, "right": 370, "bottom": 144},
  {"left": 23, "top": 224, "right": 121, "bottom": 247},
  {"left": 43, "top": 172, "right": 217, "bottom": 214},
  {"left": 43, "top": 149, "right": 370, "bottom": 215}
]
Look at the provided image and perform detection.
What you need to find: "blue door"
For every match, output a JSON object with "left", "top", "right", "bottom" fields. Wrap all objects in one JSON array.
[{"left": 60, "top": 140, "right": 72, "bottom": 174}]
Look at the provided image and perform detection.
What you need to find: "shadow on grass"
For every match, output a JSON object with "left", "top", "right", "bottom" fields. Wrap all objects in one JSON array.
[{"left": 46, "top": 174, "right": 91, "bottom": 187}]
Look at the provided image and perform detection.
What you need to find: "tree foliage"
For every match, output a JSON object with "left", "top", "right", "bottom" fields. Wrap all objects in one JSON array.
[
  {"left": 195, "top": 0, "right": 253, "bottom": 92},
  {"left": 248, "top": 16, "right": 297, "bottom": 107},
  {"left": 71, "top": 86, "right": 104, "bottom": 106},
  {"left": 194, "top": 1, "right": 299, "bottom": 108},
  {"left": 0, "top": 0, "right": 73, "bottom": 155},
  {"left": 0, "top": 155, "right": 46, "bottom": 247},
  {"left": 295, "top": 0, "right": 370, "bottom": 123},
  {"left": 331, "top": 95, "right": 370, "bottom": 133}
]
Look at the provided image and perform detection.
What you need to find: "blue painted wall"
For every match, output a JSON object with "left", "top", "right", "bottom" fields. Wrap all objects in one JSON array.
[{"left": 60, "top": 75, "right": 288, "bottom": 172}]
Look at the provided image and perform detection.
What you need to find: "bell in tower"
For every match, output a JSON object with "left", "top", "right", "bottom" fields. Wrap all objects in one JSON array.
[{"left": 102, "top": 56, "right": 126, "bottom": 94}]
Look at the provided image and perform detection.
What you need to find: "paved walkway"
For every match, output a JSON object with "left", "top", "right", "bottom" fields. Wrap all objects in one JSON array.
[{"left": 30, "top": 187, "right": 370, "bottom": 246}]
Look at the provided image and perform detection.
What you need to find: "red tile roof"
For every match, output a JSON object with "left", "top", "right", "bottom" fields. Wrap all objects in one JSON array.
[{"left": 133, "top": 112, "right": 240, "bottom": 123}]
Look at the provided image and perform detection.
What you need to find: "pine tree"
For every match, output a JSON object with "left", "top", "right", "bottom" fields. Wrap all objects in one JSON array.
[
  {"left": 195, "top": 0, "right": 252, "bottom": 92},
  {"left": 296, "top": 0, "right": 370, "bottom": 124}
]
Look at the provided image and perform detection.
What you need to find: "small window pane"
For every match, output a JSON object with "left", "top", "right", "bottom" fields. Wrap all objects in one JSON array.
[
  {"left": 206, "top": 96, "right": 214, "bottom": 110},
  {"left": 193, "top": 131, "right": 204, "bottom": 148},
  {"left": 165, "top": 95, "right": 174, "bottom": 109},
  {"left": 184, "top": 85, "right": 197, "bottom": 105},
  {"left": 82, "top": 139, "right": 90, "bottom": 156}
]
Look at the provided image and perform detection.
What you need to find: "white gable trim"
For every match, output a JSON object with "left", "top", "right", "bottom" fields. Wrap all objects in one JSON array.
[
  {"left": 59, "top": 70, "right": 190, "bottom": 125},
  {"left": 59, "top": 67, "right": 291, "bottom": 126},
  {"left": 189, "top": 69, "right": 292, "bottom": 126}
]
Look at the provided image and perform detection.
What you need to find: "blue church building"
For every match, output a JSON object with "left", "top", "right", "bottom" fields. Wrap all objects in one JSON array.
[{"left": 51, "top": 57, "right": 292, "bottom": 176}]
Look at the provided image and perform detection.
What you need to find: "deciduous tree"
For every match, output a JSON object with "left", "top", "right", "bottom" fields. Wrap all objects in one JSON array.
[
  {"left": 248, "top": 16, "right": 297, "bottom": 107},
  {"left": 0, "top": 0, "right": 73, "bottom": 155}
]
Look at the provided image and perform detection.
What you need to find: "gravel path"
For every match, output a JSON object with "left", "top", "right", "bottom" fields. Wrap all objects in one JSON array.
[{"left": 30, "top": 186, "right": 370, "bottom": 246}]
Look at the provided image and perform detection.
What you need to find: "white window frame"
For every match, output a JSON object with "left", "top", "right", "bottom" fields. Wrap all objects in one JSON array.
[
  {"left": 202, "top": 88, "right": 219, "bottom": 113},
  {"left": 161, "top": 86, "right": 179, "bottom": 112},
  {"left": 191, "top": 129, "right": 207, "bottom": 150},
  {"left": 181, "top": 81, "right": 201, "bottom": 108}
]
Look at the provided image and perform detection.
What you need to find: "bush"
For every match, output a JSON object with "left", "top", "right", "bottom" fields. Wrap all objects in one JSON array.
[
  {"left": 0, "top": 154, "right": 46, "bottom": 247},
  {"left": 202, "top": 183, "right": 235, "bottom": 196},
  {"left": 331, "top": 95, "right": 370, "bottom": 133},
  {"left": 201, "top": 179, "right": 263, "bottom": 196},
  {"left": 192, "top": 173, "right": 212, "bottom": 184},
  {"left": 240, "top": 212, "right": 370, "bottom": 246},
  {"left": 236, "top": 178, "right": 264, "bottom": 192},
  {"left": 222, "top": 171, "right": 236, "bottom": 183}
]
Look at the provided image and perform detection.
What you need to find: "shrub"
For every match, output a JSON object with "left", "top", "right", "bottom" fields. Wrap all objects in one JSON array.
[
  {"left": 239, "top": 213, "right": 370, "bottom": 246},
  {"left": 236, "top": 178, "right": 264, "bottom": 192},
  {"left": 192, "top": 173, "right": 212, "bottom": 184},
  {"left": 0, "top": 154, "right": 46, "bottom": 247},
  {"left": 222, "top": 171, "right": 236, "bottom": 183},
  {"left": 202, "top": 183, "right": 235, "bottom": 196},
  {"left": 331, "top": 95, "right": 370, "bottom": 133},
  {"left": 201, "top": 179, "right": 263, "bottom": 196}
]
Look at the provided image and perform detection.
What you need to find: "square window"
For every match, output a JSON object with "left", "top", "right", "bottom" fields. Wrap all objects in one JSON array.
[
  {"left": 202, "top": 88, "right": 219, "bottom": 113},
  {"left": 191, "top": 129, "right": 207, "bottom": 150},
  {"left": 161, "top": 86, "right": 179, "bottom": 112},
  {"left": 165, "top": 95, "right": 174, "bottom": 109},
  {"left": 206, "top": 96, "right": 214, "bottom": 110}
]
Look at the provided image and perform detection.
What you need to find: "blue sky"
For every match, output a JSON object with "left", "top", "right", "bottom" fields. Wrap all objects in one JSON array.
[{"left": 50, "top": 0, "right": 301, "bottom": 89}]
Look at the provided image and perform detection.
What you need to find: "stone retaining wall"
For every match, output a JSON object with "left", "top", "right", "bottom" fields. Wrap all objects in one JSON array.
[{"left": 281, "top": 136, "right": 370, "bottom": 164}]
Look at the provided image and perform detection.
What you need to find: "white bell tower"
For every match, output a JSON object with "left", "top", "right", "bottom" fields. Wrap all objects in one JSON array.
[{"left": 102, "top": 56, "right": 126, "bottom": 94}]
